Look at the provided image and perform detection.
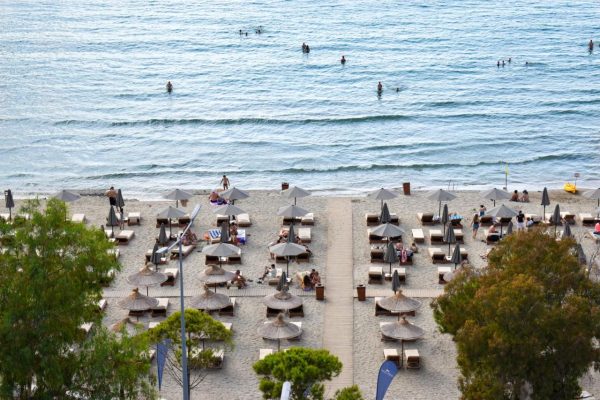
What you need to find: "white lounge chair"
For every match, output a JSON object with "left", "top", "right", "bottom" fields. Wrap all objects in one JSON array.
[
  {"left": 411, "top": 228, "right": 425, "bottom": 243},
  {"left": 70, "top": 214, "right": 86, "bottom": 223},
  {"left": 116, "top": 230, "right": 135, "bottom": 245}
]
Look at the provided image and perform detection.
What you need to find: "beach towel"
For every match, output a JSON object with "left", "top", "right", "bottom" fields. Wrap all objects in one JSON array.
[
  {"left": 208, "top": 229, "right": 220, "bottom": 240},
  {"left": 401, "top": 250, "right": 408, "bottom": 263}
]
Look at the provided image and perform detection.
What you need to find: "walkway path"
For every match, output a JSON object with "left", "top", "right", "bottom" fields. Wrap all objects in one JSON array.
[{"left": 322, "top": 198, "right": 354, "bottom": 396}]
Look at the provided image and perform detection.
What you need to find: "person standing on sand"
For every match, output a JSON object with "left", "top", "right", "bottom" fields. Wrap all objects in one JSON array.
[
  {"left": 220, "top": 175, "right": 230, "bottom": 190},
  {"left": 106, "top": 186, "right": 117, "bottom": 208},
  {"left": 472, "top": 214, "right": 480, "bottom": 239}
]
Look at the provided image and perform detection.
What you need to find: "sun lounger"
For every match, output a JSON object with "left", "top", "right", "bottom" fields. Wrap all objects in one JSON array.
[
  {"left": 385, "top": 267, "right": 406, "bottom": 282},
  {"left": 80, "top": 322, "right": 94, "bottom": 337},
  {"left": 366, "top": 213, "right": 380, "bottom": 226},
  {"left": 450, "top": 217, "right": 463, "bottom": 227},
  {"left": 161, "top": 268, "right": 179, "bottom": 286},
  {"left": 178, "top": 215, "right": 191, "bottom": 227},
  {"left": 104, "top": 229, "right": 114, "bottom": 239},
  {"left": 483, "top": 229, "right": 501, "bottom": 244},
  {"left": 237, "top": 213, "right": 252, "bottom": 227},
  {"left": 404, "top": 349, "right": 420, "bottom": 369},
  {"left": 156, "top": 217, "right": 170, "bottom": 228},
  {"left": 298, "top": 227, "right": 312, "bottom": 243},
  {"left": 301, "top": 213, "right": 314, "bottom": 226},
  {"left": 204, "top": 228, "right": 221, "bottom": 244},
  {"left": 296, "top": 251, "right": 311, "bottom": 263},
  {"left": 148, "top": 321, "right": 160, "bottom": 330},
  {"left": 107, "top": 248, "right": 120, "bottom": 259},
  {"left": 525, "top": 214, "right": 542, "bottom": 225},
  {"left": 171, "top": 244, "right": 196, "bottom": 259},
  {"left": 218, "top": 298, "right": 237, "bottom": 316},
  {"left": 116, "top": 230, "right": 135, "bottom": 245},
  {"left": 145, "top": 249, "right": 167, "bottom": 264},
  {"left": 383, "top": 348, "right": 400, "bottom": 366},
  {"left": 236, "top": 229, "right": 247, "bottom": 245},
  {"left": 70, "top": 214, "right": 86, "bottom": 223},
  {"left": 438, "top": 266, "right": 452, "bottom": 284},
  {"left": 370, "top": 248, "right": 385, "bottom": 263},
  {"left": 215, "top": 214, "right": 229, "bottom": 226},
  {"left": 428, "top": 247, "right": 446, "bottom": 264},
  {"left": 429, "top": 229, "right": 444, "bottom": 244},
  {"left": 417, "top": 212, "right": 436, "bottom": 225},
  {"left": 267, "top": 268, "right": 283, "bottom": 285},
  {"left": 151, "top": 298, "right": 169, "bottom": 317},
  {"left": 368, "top": 266, "right": 384, "bottom": 284},
  {"left": 190, "top": 348, "right": 224, "bottom": 369},
  {"left": 100, "top": 269, "right": 115, "bottom": 287},
  {"left": 97, "top": 299, "right": 107, "bottom": 312},
  {"left": 580, "top": 213, "right": 597, "bottom": 226},
  {"left": 127, "top": 212, "right": 141, "bottom": 225},
  {"left": 259, "top": 348, "right": 274, "bottom": 360},
  {"left": 412, "top": 228, "right": 425, "bottom": 243},
  {"left": 588, "top": 231, "right": 600, "bottom": 243},
  {"left": 282, "top": 216, "right": 302, "bottom": 225},
  {"left": 561, "top": 211, "right": 576, "bottom": 225},
  {"left": 479, "top": 215, "right": 493, "bottom": 226}
]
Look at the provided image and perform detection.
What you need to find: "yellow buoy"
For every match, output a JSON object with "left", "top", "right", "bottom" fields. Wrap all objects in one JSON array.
[{"left": 564, "top": 182, "right": 577, "bottom": 194}]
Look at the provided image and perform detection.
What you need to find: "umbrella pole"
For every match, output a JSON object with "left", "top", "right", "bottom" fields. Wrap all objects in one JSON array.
[
  {"left": 278, "top": 339, "right": 281, "bottom": 352},
  {"left": 438, "top": 202, "right": 441, "bottom": 220},
  {"left": 146, "top": 286, "right": 149, "bottom": 296},
  {"left": 286, "top": 257, "right": 290, "bottom": 276},
  {"left": 400, "top": 340, "right": 404, "bottom": 368}
]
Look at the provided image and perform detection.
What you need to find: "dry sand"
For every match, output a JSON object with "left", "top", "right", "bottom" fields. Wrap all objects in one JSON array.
[{"left": 7, "top": 188, "right": 600, "bottom": 399}]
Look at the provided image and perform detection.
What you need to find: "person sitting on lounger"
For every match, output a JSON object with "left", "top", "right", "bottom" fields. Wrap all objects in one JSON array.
[
  {"left": 510, "top": 190, "right": 519, "bottom": 202},
  {"left": 526, "top": 217, "right": 534, "bottom": 228},
  {"left": 302, "top": 274, "right": 313, "bottom": 291},
  {"left": 410, "top": 242, "right": 419, "bottom": 253},
  {"left": 310, "top": 270, "right": 321, "bottom": 286},
  {"left": 182, "top": 230, "right": 198, "bottom": 246},
  {"left": 489, "top": 224, "right": 498, "bottom": 234},
  {"left": 231, "top": 270, "right": 247, "bottom": 288},
  {"left": 209, "top": 191, "right": 224, "bottom": 205}
]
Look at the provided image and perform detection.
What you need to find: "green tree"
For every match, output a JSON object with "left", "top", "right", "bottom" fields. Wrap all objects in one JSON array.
[
  {"left": 332, "top": 385, "right": 364, "bottom": 400},
  {"left": 143, "top": 309, "right": 233, "bottom": 393},
  {"left": 432, "top": 229, "right": 600, "bottom": 400},
  {"left": 253, "top": 347, "right": 343, "bottom": 400},
  {"left": 72, "top": 326, "right": 157, "bottom": 400},
  {"left": 0, "top": 199, "right": 134, "bottom": 398}
]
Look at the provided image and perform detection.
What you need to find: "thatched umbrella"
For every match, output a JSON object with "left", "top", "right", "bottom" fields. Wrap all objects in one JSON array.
[
  {"left": 257, "top": 313, "right": 302, "bottom": 351},
  {"left": 189, "top": 285, "right": 232, "bottom": 311},
  {"left": 157, "top": 206, "right": 186, "bottom": 237},
  {"left": 127, "top": 264, "right": 167, "bottom": 296},
  {"left": 480, "top": 188, "right": 511, "bottom": 207},
  {"left": 263, "top": 277, "right": 303, "bottom": 312},
  {"left": 220, "top": 187, "right": 250, "bottom": 205},
  {"left": 541, "top": 187, "right": 550, "bottom": 221},
  {"left": 368, "top": 188, "right": 397, "bottom": 211},
  {"left": 199, "top": 265, "right": 236, "bottom": 292},
  {"left": 427, "top": 189, "right": 457, "bottom": 219},
  {"left": 4, "top": 190, "right": 14, "bottom": 220},
  {"left": 118, "top": 288, "right": 158, "bottom": 314},
  {"left": 164, "top": 189, "right": 193, "bottom": 208},
  {"left": 282, "top": 186, "right": 311, "bottom": 205},
  {"left": 377, "top": 290, "right": 422, "bottom": 318},
  {"left": 107, "top": 207, "right": 118, "bottom": 235},
  {"left": 383, "top": 242, "right": 399, "bottom": 275},
  {"left": 379, "top": 317, "right": 425, "bottom": 368}
]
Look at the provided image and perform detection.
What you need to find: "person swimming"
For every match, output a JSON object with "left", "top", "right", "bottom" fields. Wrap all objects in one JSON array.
[
  {"left": 305, "top": 44, "right": 310, "bottom": 53},
  {"left": 302, "top": 43, "right": 307, "bottom": 52},
  {"left": 396, "top": 87, "right": 400, "bottom": 92},
  {"left": 341, "top": 55, "right": 346, "bottom": 64},
  {"left": 166, "top": 81, "right": 173, "bottom": 93},
  {"left": 497, "top": 60, "right": 500, "bottom": 67},
  {"left": 377, "top": 82, "right": 383, "bottom": 93},
  {"left": 589, "top": 39, "right": 594, "bottom": 52}
]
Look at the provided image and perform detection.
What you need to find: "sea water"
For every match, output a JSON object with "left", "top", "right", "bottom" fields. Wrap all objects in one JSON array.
[{"left": 1, "top": 0, "right": 599, "bottom": 197}]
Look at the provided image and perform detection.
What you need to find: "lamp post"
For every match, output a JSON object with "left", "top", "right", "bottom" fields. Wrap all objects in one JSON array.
[{"left": 158, "top": 204, "right": 201, "bottom": 400}]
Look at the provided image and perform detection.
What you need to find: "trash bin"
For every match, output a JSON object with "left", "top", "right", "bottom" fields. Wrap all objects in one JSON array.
[
  {"left": 403, "top": 182, "right": 411, "bottom": 195},
  {"left": 315, "top": 284, "right": 325, "bottom": 300},
  {"left": 281, "top": 182, "right": 289, "bottom": 190},
  {"left": 357, "top": 284, "right": 366, "bottom": 301}
]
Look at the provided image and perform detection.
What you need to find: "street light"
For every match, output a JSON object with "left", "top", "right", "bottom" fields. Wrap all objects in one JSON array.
[{"left": 157, "top": 203, "right": 201, "bottom": 400}]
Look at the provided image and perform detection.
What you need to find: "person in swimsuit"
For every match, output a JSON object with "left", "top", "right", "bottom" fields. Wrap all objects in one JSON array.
[
  {"left": 472, "top": 214, "right": 480, "bottom": 239},
  {"left": 341, "top": 55, "right": 346, "bottom": 64},
  {"left": 589, "top": 39, "right": 594, "bottom": 52},
  {"left": 220, "top": 175, "right": 230, "bottom": 190},
  {"left": 106, "top": 186, "right": 117, "bottom": 207},
  {"left": 377, "top": 82, "right": 383, "bottom": 93},
  {"left": 166, "top": 81, "right": 173, "bottom": 93}
]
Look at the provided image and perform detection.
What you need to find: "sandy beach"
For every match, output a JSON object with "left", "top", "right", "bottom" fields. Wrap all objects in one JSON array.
[{"left": 8, "top": 188, "right": 600, "bottom": 400}]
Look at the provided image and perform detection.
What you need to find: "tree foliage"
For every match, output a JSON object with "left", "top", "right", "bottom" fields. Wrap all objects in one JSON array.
[
  {"left": 0, "top": 199, "right": 155, "bottom": 399},
  {"left": 332, "top": 385, "right": 364, "bottom": 400},
  {"left": 143, "top": 309, "right": 233, "bottom": 391},
  {"left": 253, "top": 347, "right": 343, "bottom": 400},
  {"left": 432, "top": 229, "right": 600, "bottom": 400}
]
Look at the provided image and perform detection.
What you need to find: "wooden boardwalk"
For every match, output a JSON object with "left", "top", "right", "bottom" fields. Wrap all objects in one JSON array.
[{"left": 322, "top": 198, "right": 354, "bottom": 396}]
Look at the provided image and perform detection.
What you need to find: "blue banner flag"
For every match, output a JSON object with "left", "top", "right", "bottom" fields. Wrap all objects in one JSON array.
[
  {"left": 375, "top": 360, "right": 399, "bottom": 400},
  {"left": 156, "top": 339, "right": 171, "bottom": 390}
]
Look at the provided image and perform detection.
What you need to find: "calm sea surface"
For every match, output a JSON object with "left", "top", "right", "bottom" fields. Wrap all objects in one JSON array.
[{"left": 1, "top": 0, "right": 599, "bottom": 197}]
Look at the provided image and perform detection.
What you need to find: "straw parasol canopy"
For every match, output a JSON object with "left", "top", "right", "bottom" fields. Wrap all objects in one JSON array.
[
  {"left": 164, "top": 188, "right": 193, "bottom": 208},
  {"left": 277, "top": 204, "right": 309, "bottom": 219},
  {"left": 110, "top": 317, "right": 143, "bottom": 334},
  {"left": 368, "top": 188, "right": 397, "bottom": 210},
  {"left": 263, "top": 284, "right": 303, "bottom": 311},
  {"left": 370, "top": 223, "right": 404, "bottom": 241},
  {"left": 199, "top": 264, "right": 236, "bottom": 288},
  {"left": 127, "top": 264, "right": 167, "bottom": 296},
  {"left": 258, "top": 313, "right": 302, "bottom": 351},
  {"left": 480, "top": 188, "right": 511, "bottom": 207},
  {"left": 427, "top": 189, "right": 457, "bottom": 217},
  {"left": 157, "top": 206, "right": 186, "bottom": 236},
  {"left": 118, "top": 288, "right": 159, "bottom": 312},
  {"left": 379, "top": 317, "right": 425, "bottom": 368},
  {"left": 377, "top": 290, "right": 422, "bottom": 317},
  {"left": 583, "top": 188, "right": 600, "bottom": 208},
  {"left": 220, "top": 187, "right": 250, "bottom": 204},
  {"left": 54, "top": 190, "right": 81, "bottom": 203},
  {"left": 282, "top": 186, "right": 311, "bottom": 205},
  {"left": 383, "top": 242, "right": 398, "bottom": 275},
  {"left": 4, "top": 189, "right": 14, "bottom": 220},
  {"left": 380, "top": 203, "right": 392, "bottom": 224},
  {"left": 188, "top": 285, "right": 232, "bottom": 310}
]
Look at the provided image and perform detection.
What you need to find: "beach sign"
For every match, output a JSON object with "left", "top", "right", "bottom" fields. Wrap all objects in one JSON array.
[
  {"left": 156, "top": 339, "right": 171, "bottom": 390},
  {"left": 375, "top": 360, "right": 399, "bottom": 400}
]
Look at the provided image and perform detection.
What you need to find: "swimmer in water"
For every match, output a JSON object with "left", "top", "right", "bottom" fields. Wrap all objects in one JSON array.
[
  {"left": 377, "top": 82, "right": 383, "bottom": 92},
  {"left": 239, "top": 29, "right": 242, "bottom": 35},
  {"left": 396, "top": 87, "right": 400, "bottom": 92},
  {"left": 341, "top": 55, "right": 346, "bottom": 64},
  {"left": 497, "top": 61, "right": 500, "bottom": 67},
  {"left": 589, "top": 39, "right": 594, "bottom": 52},
  {"left": 302, "top": 43, "right": 307, "bottom": 52},
  {"left": 305, "top": 44, "right": 310, "bottom": 53},
  {"left": 166, "top": 81, "right": 173, "bottom": 93},
  {"left": 508, "top": 57, "right": 511, "bottom": 63},
  {"left": 502, "top": 60, "right": 505, "bottom": 67}
]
